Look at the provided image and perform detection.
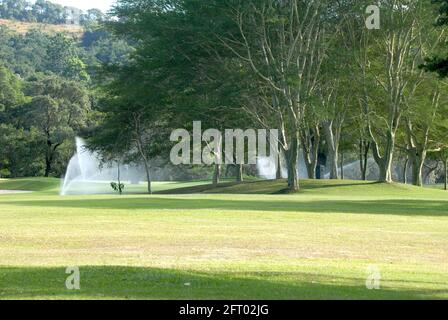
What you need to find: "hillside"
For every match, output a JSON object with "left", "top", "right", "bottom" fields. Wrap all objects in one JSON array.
[{"left": 0, "top": 19, "right": 84, "bottom": 35}]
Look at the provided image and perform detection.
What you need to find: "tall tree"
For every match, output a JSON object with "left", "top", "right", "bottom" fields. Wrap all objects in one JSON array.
[
  {"left": 0, "top": 65, "right": 25, "bottom": 116},
  {"left": 24, "top": 76, "right": 90, "bottom": 176},
  {"left": 46, "top": 33, "right": 89, "bottom": 81},
  {"left": 90, "top": 63, "right": 171, "bottom": 194},
  {"left": 216, "top": 0, "right": 330, "bottom": 191},
  {"left": 348, "top": 1, "right": 431, "bottom": 182}
]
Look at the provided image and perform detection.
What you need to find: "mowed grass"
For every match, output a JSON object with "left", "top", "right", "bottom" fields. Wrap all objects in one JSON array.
[{"left": 0, "top": 178, "right": 447, "bottom": 299}]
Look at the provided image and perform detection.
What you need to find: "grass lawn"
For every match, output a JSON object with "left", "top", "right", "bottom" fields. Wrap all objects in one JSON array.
[{"left": 0, "top": 177, "right": 447, "bottom": 299}]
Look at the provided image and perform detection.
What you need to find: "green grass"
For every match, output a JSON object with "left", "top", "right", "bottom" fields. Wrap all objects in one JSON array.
[
  {"left": 0, "top": 177, "right": 60, "bottom": 192},
  {"left": 426, "top": 183, "right": 448, "bottom": 191},
  {"left": 0, "top": 178, "right": 447, "bottom": 299}
]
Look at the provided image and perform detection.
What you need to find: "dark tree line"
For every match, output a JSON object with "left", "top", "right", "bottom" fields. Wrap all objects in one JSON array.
[
  {"left": 88, "top": 0, "right": 448, "bottom": 192},
  {"left": 1, "top": 0, "right": 448, "bottom": 191}
]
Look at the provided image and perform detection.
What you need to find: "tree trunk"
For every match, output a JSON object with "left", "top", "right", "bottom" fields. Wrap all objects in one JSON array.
[
  {"left": 378, "top": 157, "right": 393, "bottom": 183},
  {"left": 305, "top": 161, "right": 317, "bottom": 180},
  {"left": 403, "top": 118, "right": 431, "bottom": 187},
  {"left": 371, "top": 130, "right": 394, "bottom": 183},
  {"left": 327, "top": 150, "right": 338, "bottom": 180},
  {"left": 236, "top": 164, "right": 243, "bottom": 182},
  {"left": 117, "top": 163, "right": 122, "bottom": 195},
  {"left": 411, "top": 153, "right": 425, "bottom": 187},
  {"left": 213, "top": 164, "right": 221, "bottom": 185},
  {"left": 361, "top": 160, "right": 368, "bottom": 180},
  {"left": 300, "top": 126, "right": 320, "bottom": 179},
  {"left": 362, "top": 154, "right": 368, "bottom": 180},
  {"left": 403, "top": 157, "right": 409, "bottom": 184},
  {"left": 44, "top": 146, "right": 61, "bottom": 177},
  {"left": 143, "top": 160, "right": 152, "bottom": 194},
  {"left": 212, "top": 134, "right": 223, "bottom": 185},
  {"left": 359, "top": 141, "right": 364, "bottom": 179},
  {"left": 285, "top": 134, "right": 299, "bottom": 192},
  {"left": 359, "top": 140, "right": 370, "bottom": 181},
  {"left": 44, "top": 157, "right": 51, "bottom": 177},
  {"left": 133, "top": 113, "right": 152, "bottom": 194},
  {"left": 444, "top": 158, "right": 447, "bottom": 191},
  {"left": 323, "top": 122, "right": 339, "bottom": 180},
  {"left": 340, "top": 152, "right": 344, "bottom": 180},
  {"left": 304, "top": 148, "right": 318, "bottom": 180},
  {"left": 276, "top": 161, "right": 282, "bottom": 179},
  {"left": 136, "top": 138, "right": 152, "bottom": 194},
  {"left": 276, "top": 149, "right": 283, "bottom": 179},
  {"left": 44, "top": 140, "right": 56, "bottom": 177}
]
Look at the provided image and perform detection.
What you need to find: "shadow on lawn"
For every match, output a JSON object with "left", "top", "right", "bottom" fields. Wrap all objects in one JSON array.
[
  {"left": 155, "top": 179, "right": 382, "bottom": 195},
  {"left": 4, "top": 197, "right": 448, "bottom": 217},
  {"left": 0, "top": 266, "right": 445, "bottom": 300}
]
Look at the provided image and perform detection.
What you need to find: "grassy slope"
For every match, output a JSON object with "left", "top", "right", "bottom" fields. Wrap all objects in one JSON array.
[
  {"left": 0, "top": 177, "right": 60, "bottom": 192},
  {"left": 0, "top": 178, "right": 447, "bottom": 299},
  {"left": 0, "top": 19, "right": 83, "bottom": 35}
]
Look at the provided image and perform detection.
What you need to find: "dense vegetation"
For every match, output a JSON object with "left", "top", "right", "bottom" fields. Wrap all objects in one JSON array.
[
  {"left": 0, "top": 0, "right": 105, "bottom": 25},
  {"left": 0, "top": 2, "right": 133, "bottom": 178},
  {"left": 0, "top": 0, "right": 448, "bottom": 192},
  {"left": 91, "top": 0, "right": 448, "bottom": 192}
]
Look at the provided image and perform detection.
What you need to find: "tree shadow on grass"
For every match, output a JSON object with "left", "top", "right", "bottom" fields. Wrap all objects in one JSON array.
[
  {"left": 155, "top": 179, "right": 382, "bottom": 195},
  {"left": 0, "top": 266, "right": 445, "bottom": 300},
  {"left": 3, "top": 197, "right": 448, "bottom": 217}
]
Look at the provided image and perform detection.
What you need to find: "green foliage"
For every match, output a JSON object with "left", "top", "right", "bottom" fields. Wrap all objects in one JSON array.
[
  {"left": 422, "top": 0, "right": 448, "bottom": 77},
  {"left": 0, "top": 65, "right": 25, "bottom": 113},
  {"left": 0, "top": 0, "right": 108, "bottom": 26},
  {"left": 45, "top": 33, "right": 89, "bottom": 80},
  {"left": 0, "top": 0, "right": 66, "bottom": 24},
  {"left": 0, "top": 0, "right": 34, "bottom": 21},
  {"left": 433, "top": 0, "right": 448, "bottom": 26},
  {"left": 0, "top": 3, "right": 134, "bottom": 178},
  {"left": 80, "top": 9, "right": 106, "bottom": 26},
  {"left": 110, "top": 181, "right": 125, "bottom": 194},
  {"left": 0, "top": 0, "right": 447, "bottom": 186},
  {"left": 0, "top": 168, "right": 10, "bottom": 177},
  {"left": 32, "top": 0, "right": 66, "bottom": 24},
  {"left": 0, "top": 124, "right": 44, "bottom": 177},
  {"left": 23, "top": 76, "right": 90, "bottom": 176}
]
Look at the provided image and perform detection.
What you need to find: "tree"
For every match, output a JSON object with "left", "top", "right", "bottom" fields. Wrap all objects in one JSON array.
[
  {"left": 345, "top": 1, "right": 434, "bottom": 183},
  {"left": 0, "top": 65, "right": 25, "bottom": 115},
  {"left": 0, "top": 65, "right": 29, "bottom": 178},
  {"left": 46, "top": 33, "right": 89, "bottom": 81},
  {"left": 5, "top": 29, "right": 50, "bottom": 77},
  {"left": 423, "top": 0, "right": 448, "bottom": 76},
  {"left": 0, "top": 124, "right": 43, "bottom": 177},
  {"left": 81, "top": 8, "right": 106, "bottom": 26},
  {"left": 90, "top": 63, "right": 171, "bottom": 194},
  {"left": 214, "top": 0, "right": 330, "bottom": 191},
  {"left": 0, "top": 0, "right": 30, "bottom": 20},
  {"left": 423, "top": 0, "right": 448, "bottom": 189},
  {"left": 368, "top": 2, "right": 422, "bottom": 182},
  {"left": 110, "top": 0, "right": 255, "bottom": 186},
  {"left": 401, "top": 78, "right": 446, "bottom": 186},
  {"left": 24, "top": 76, "right": 90, "bottom": 177},
  {"left": 32, "top": 0, "right": 66, "bottom": 24},
  {"left": 442, "top": 149, "right": 448, "bottom": 190}
]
